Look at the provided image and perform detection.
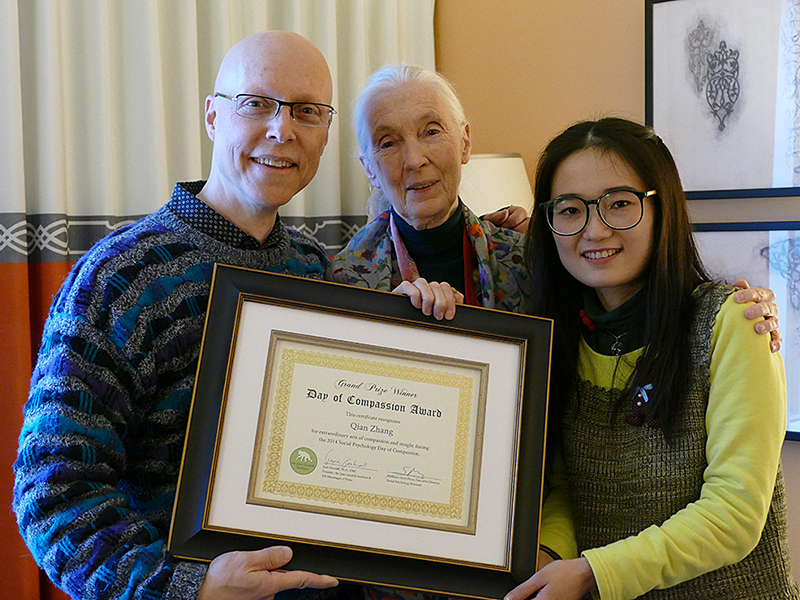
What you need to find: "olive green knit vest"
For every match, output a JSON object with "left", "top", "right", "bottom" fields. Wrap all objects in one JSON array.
[{"left": 563, "top": 283, "right": 798, "bottom": 599}]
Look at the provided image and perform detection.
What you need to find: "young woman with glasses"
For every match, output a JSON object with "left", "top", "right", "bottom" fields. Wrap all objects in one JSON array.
[{"left": 506, "top": 117, "right": 798, "bottom": 599}]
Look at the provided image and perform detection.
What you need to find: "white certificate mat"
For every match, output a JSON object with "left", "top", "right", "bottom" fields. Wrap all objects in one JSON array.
[{"left": 207, "top": 300, "right": 519, "bottom": 568}]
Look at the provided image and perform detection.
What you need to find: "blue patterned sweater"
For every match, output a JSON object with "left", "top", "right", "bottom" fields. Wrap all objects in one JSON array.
[{"left": 13, "top": 183, "right": 328, "bottom": 600}]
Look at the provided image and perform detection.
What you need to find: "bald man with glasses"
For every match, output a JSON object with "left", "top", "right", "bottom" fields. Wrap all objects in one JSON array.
[{"left": 14, "top": 31, "right": 349, "bottom": 600}]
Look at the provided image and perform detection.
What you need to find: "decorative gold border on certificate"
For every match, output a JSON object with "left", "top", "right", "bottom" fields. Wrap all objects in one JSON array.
[
  {"left": 246, "top": 330, "right": 488, "bottom": 534},
  {"left": 267, "top": 347, "right": 471, "bottom": 518}
]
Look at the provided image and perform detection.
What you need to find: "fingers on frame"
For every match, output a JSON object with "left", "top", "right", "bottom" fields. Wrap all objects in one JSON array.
[{"left": 270, "top": 570, "right": 338, "bottom": 593}]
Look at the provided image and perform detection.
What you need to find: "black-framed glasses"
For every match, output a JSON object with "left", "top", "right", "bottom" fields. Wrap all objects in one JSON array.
[
  {"left": 215, "top": 93, "right": 336, "bottom": 127},
  {"left": 539, "top": 189, "right": 657, "bottom": 236}
]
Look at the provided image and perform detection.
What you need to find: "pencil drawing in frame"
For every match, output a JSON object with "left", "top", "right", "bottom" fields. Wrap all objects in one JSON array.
[{"left": 647, "top": 0, "right": 800, "bottom": 199}]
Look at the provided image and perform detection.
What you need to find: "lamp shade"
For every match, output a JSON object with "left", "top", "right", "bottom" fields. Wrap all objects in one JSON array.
[{"left": 458, "top": 153, "right": 534, "bottom": 216}]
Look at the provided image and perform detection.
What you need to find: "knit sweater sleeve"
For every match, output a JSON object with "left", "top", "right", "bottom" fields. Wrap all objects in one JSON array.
[
  {"left": 13, "top": 241, "right": 209, "bottom": 599},
  {"left": 538, "top": 447, "right": 578, "bottom": 561},
  {"left": 582, "top": 295, "right": 787, "bottom": 599}
]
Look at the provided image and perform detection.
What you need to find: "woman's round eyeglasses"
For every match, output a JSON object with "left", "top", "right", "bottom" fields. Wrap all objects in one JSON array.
[{"left": 539, "top": 189, "right": 657, "bottom": 236}]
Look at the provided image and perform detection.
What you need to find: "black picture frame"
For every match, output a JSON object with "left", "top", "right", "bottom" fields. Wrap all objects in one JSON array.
[
  {"left": 168, "top": 265, "right": 553, "bottom": 599},
  {"left": 693, "top": 221, "right": 800, "bottom": 438},
  {"left": 646, "top": 0, "right": 800, "bottom": 199}
]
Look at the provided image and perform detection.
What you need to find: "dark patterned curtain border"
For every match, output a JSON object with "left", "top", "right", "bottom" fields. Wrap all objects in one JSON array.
[
  {"left": 282, "top": 216, "right": 366, "bottom": 255},
  {"left": 0, "top": 213, "right": 367, "bottom": 263}
]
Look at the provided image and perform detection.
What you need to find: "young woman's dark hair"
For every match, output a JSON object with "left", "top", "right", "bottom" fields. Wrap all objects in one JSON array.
[{"left": 524, "top": 117, "right": 710, "bottom": 436}]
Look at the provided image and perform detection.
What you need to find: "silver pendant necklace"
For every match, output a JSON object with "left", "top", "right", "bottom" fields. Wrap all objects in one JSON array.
[{"left": 610, "top": 331, "right": 629, "bottom": 356}]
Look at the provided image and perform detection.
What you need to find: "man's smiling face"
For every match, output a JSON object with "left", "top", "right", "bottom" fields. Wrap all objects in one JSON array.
[{"left": 203, "top": 31, "right": 332, "bottom": 215}]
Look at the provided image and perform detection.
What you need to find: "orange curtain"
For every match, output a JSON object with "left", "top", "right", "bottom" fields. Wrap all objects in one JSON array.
[{"left": 1, "top": 260, "right": 73, "bottom": 600}]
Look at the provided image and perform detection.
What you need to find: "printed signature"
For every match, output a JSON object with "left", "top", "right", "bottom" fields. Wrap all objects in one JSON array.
[
  {"left": 387, "top": 466, "right": 440, "bottom": 483},
  {"left": 324, "top": 449, "right": 372, "bottom": 470}
]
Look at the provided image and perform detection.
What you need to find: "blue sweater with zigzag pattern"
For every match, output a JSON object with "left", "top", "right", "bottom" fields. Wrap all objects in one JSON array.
[{"left": 14, "top": 182, "right": 328, "bottom": 599}]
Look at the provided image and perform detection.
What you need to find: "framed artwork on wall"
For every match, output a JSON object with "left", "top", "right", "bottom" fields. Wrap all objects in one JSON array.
[
  {"left": 693, "top": 222, "right": 800, "bottom": 437},
  {"left": 646, "top": 0, "right": 800, "bottom": 199}
]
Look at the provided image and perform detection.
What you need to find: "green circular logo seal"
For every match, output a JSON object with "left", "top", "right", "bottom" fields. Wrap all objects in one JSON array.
[{"left": 289, "top": 447, "right": 317, "bottom": 475}]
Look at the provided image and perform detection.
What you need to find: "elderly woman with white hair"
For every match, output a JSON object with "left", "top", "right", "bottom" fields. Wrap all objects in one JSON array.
[
  {"left": 330, "top": 65, "right": 785, "bottom": 600},
  {"left": 328, "top": 64, "right": 527, "bottom": 311}
]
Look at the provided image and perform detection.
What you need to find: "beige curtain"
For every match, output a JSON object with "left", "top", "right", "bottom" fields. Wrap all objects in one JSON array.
[
  {"left": 1, "top": 0, "right": 435, "bottom": 258},
  {"left": 0, "top": 2, "right": 434, "bottom": 598}
]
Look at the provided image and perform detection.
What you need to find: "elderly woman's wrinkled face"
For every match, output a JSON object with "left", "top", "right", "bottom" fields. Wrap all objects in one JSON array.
[{"left": 361, "top": 81, "right": 471, "bottom": 230}]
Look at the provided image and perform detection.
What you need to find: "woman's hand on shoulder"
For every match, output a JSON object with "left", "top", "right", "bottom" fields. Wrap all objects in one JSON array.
[
  {"left": 732, "top": 279, "right": 781, "bottom": 352},
  {"left": 481, "top": 205, "right": 530, "bottom": 234},
  {"left": 392, "top": 278, "right": 463, "bottom": 320},
  {"left": 504, "top": 557, "right": 597, "bottom": 600}
]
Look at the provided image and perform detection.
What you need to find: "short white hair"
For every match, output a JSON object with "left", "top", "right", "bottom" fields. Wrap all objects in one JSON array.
[{"left": 354, "top": 64, "right": 467, "bottom": 165}]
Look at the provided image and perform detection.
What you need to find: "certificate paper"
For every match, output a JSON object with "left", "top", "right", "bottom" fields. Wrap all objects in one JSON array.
[{"left": 247, "top": 332, "right": 488, "bottom": 533}]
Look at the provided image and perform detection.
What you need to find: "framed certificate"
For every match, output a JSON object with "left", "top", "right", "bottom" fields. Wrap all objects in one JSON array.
[{"left": 168, "top": 265, "right": 553, "bottom": 599}]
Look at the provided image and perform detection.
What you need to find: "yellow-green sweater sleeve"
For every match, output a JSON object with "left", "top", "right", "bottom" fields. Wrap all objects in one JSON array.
[
  {"left": 539, "top": 446, "right": 579, "bottom": 561},
  {"left": 582, "top": 295, "right": 787, "bottom": 599}
]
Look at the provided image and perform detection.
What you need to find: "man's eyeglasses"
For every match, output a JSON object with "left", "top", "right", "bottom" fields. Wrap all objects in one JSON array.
[
  {"left": 539, "top": 189, "right": 657, "bottom": 236},
  {"left": 215, "top": 93, "right": 336, "bottom": 128}
]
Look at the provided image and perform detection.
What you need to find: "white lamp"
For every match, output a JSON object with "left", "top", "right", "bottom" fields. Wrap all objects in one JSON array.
[{"left": 458, "top": 153, "right": 534, "bottom": 216}]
